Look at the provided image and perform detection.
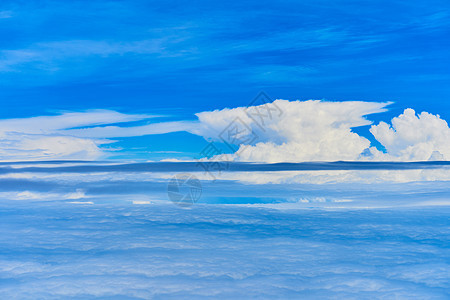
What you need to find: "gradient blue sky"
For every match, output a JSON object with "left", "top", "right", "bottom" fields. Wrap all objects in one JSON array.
[
  {"left": 1, "top": 4, "right": 449, "bottom": 298},
  {"left": 1, "top": 0, "right": 449, "bottom": 160}
]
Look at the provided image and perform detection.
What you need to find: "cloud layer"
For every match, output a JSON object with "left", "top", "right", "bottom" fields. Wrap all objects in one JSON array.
[
  {"left": 0, "top": 202, "right": 449, "bottom": 299},
  {"left": 369, "top": 108, "right": 450, "bottom": 161},
  {"left": 0, "top": 100, "right": 449, "bottom": 162}
]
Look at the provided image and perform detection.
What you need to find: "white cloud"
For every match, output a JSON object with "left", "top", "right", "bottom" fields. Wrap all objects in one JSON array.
[
  {"left": 0, "top": 109, "right": 151, "bottom": 133},
  {"left": 0, "top": 189, "right": 89, "bottom": 201},
  {"left": 202, "top": 169, "right": 450, "bottom": 185},
  {"left": 0, "top": 100, "right": 449, "bottom": 162},
  {"left": 192, "top": 101, "right": 450, "bottom": 162},
  {"left": 0, "top": 110, "right": 153, "bottom": 161},
  {"left": 194, "top": 100, "right": 390, "bottom": 162},
  {"left": 369, "top": 108, "right": 450, "bottom": 161},
  {"left": 64, "top": 189, "right": 87, "bottom": 200},
  {"left": 0, "top": 134, "right": 103, "bottom": 161},
  {"left": 63, "top": 120, "right": 197, "bottom": 138},
  {"left": 0, "top": 38, "right": 192, "bottom": 72}
]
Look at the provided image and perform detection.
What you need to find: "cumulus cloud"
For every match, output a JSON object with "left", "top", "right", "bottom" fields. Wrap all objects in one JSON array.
[
  {"left": 192, "top": 101, "right": 450, "bottom": 162},
  {"left": 194, "top": 100, "right": 389, "bottom": 162},
  {"left": 369, "top": 108, "right": 450, "bottom": 161},
  {"left": 0, "top": 100, "right": 449, "bottom": 162}
]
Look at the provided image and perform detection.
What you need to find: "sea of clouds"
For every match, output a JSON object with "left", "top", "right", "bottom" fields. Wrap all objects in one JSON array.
[
  {"left": 0, "top": 201, "right": 449, "bottom": 299},
  {"left": 0, "top": 159, "right": 448, "bottom": 299}
]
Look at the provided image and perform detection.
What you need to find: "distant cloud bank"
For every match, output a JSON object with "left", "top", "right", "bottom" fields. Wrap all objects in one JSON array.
[{"left": 0, "top": 100, "right": 449, "bottom": 162}]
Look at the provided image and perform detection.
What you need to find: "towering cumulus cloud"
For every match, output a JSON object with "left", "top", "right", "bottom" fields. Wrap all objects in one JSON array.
[
  {"left": 369, "top": 109, "right": 450, "bottom": 161},
  {"left": 193, "top": 100, "right": 450, "bottom": 162},
  {"left": 196, "top": 100, "right": 390, "bottom": 162}
]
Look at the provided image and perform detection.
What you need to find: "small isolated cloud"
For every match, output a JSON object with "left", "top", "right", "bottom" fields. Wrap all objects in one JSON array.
[{"left": 64, "top": 189, "right": 86, "bottom": 200}]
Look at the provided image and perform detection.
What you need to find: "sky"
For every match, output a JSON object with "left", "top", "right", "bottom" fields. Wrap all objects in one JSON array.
[
  {"left": 1, "top": 2, "right": 450, "bottom": 299},
  {"left": 0, "top": 0, "right": 450, "bottom": 162}
]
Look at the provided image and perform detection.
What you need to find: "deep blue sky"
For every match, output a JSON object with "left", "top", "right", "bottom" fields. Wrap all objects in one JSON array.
[{"left": 1, "top": 0, "right": 449, "bottom": 159}]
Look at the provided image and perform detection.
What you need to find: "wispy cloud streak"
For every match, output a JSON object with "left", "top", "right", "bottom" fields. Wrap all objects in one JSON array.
[{"left": 0, "top": 161, "right": 448, "bottom": 174}]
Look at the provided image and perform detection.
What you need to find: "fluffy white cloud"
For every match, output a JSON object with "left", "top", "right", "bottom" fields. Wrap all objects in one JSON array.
[
  {"left": 193, "top": 101, "right": 450, "bottom": 162},
  {"left": 194, "top": 100, "right": 389, "bottom": 162},
  {"left": 0, "top": 100, "right": 449, "bottom": 162},
  {"left": 369, "top": 108, "right": 450, "bottom": 161}
]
